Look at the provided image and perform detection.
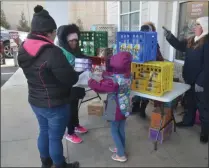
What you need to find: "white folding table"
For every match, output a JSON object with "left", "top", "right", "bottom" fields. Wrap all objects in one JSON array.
[{"left": 131, "top": 82, "right": 191, "bottom": 150}]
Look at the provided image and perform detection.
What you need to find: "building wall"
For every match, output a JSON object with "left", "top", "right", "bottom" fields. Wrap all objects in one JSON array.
[
  {"left": 2, "top": 1, "right": 107, "bottom": 31},
  {"left": 68, "top": 1, "right": 107, "bottom": 30},
  {"left": 141, "top": 1, "right": 149, "bottom": 25},
  {"left": 1, "top": 1, "right": 45, "bottom": 30},
  {"left": 106, "top": 1, "right": 118, "bottom": 25}
]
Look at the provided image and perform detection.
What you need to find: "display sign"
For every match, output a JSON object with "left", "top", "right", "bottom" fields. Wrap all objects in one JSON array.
[{"left": 9, "top": 32, "right": 19, "bottom": 46}]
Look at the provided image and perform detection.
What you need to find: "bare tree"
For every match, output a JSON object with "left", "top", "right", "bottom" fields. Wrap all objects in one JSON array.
[
  {"left": 17, "top": 11, "right": 30, "bottom": 32},
  {"left": 76, "top": 18, "right": 84, "bottom": 31},
  {"left": 0, "top": 9, "right": 10, "bottom": 29}
]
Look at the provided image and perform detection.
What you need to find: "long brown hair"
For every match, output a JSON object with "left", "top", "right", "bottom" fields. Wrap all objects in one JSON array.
[{"left": 187, "top": 34, "right": 208, "bottom": 49}]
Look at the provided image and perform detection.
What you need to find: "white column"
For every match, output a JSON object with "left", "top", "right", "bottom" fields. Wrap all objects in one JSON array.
[
  {"left": 45, "top": 1, "right": 69, "bottom": 28},
  {"left": 148, "top": 2, "right": 159, "bottom": 28},
  {"left": 170, "top": 1, "right": 180, "bottom": 62}
]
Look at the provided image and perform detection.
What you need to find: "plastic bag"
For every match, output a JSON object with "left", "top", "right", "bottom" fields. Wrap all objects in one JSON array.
[{"left": 73, "top": 70, "right": 92, "bottom": 88}]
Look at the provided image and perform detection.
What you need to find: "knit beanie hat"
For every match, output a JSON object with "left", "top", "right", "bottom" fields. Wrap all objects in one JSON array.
[
  {"left": 31, "top": 5, "right": 57, "bottom": 32},
  {"left": 140, "top": 24, "right": 152, "bottom": 32}
]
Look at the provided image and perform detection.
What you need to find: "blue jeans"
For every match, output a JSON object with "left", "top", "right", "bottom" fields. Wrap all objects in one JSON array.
[
  {"left": 111, "top": 120, "right": 126, "bottom": 157},
  {"left": 30, "top": 104, "right": 69, "bottom": 166}
]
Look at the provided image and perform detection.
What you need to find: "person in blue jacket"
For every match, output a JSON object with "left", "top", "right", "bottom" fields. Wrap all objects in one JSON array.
[{"left": 164, "top": 16, "right": 209, "bottom": 143}]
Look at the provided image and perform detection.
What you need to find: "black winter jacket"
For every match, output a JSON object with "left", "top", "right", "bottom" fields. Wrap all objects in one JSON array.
[
  {"left": 18, "top": 34, "right": 79, "bottom": 108},
  {"left": 57, "top": 24, "right": 89, "bottom": 100},
  {"left": 166, "top": 34, "right": 209, "bottom": 87}
]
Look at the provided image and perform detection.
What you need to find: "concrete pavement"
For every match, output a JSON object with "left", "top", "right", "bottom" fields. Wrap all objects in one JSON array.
[
  {"left": 1, "top": 59, "right": 18, "bottom": 87},
  {"left": 1, "top": 68, "right": 208, "bottom": 167}
]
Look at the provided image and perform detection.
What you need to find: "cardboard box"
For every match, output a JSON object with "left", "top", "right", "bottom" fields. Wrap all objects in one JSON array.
[
  {"left": 149, "top": 121, "right": 173, "bottom": 144},
  {"left": 88, "top": 100, "right": 104, "bottom": 116},
  {"left": 150, "top": 107, "right": 172, "bottom": 129}
]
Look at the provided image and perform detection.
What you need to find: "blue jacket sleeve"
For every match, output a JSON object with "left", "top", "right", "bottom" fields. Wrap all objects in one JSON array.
[
  {"left": 204, "top": 41, "right": 209, "bottom": 101},
  {"left": 196, "top": 42, "right": 209, "bottom": 87},
  {"left": 166, "top": 34, "right": 187, "bottom": 53}
]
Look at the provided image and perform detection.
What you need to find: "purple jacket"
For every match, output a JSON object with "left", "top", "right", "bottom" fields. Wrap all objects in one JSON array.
[{"left": 88, "top": 52, "right": 132, "bottom": 121}]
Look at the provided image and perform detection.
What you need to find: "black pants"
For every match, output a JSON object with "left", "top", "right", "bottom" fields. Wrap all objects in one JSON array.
[
  {"left": 67, "top": 99, "right": 79, "bottom": 135},
  {"left": 183, "top": 85, "right": 209, "bottom": 134}
]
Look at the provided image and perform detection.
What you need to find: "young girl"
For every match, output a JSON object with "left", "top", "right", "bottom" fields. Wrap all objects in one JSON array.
[{"left": 88, "top": 52, "right": 132, "bottom": 162}]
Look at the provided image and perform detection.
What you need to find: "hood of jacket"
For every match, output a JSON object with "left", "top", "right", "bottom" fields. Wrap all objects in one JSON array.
[
  {"left": 195, "top": 16, "right": 208, "bottom": 42},
  {"left": 110, "top": 52, "right": 132, "bottom": 75},
  {"left": 56, "top": 24, "right": 82, "bottom": 57},
  {"left": 18, "top": 34, "right": 54, "bottom": 68}
]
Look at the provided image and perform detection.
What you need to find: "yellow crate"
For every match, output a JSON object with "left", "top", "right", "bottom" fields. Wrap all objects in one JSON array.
[{"left": 131, "top": 61, "right": 174, "bottom": 96}]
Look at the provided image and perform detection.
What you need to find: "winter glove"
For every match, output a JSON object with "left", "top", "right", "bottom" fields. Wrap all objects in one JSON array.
[
  {"left": 163, "top": 28, "right": 172, "bottom": 39},
  {"left": 195, "top": 84, "right": 204, "bottom": 92},
  {"left": 125, "top": 112, "right": 130, "bottom": 117}
]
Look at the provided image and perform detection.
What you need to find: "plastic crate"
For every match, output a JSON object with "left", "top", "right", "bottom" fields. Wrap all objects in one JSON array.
[
  {"left": 131, "top": 61, "right": 174, "bottom": 96},
  {"left": 79, "top": 31, "right": 108, "bottom": 56},
  {"left": 116, "top": 31, "right": 157, "bottom": 63},
  {"left": 91, "top": 24, "right": 117, "bottom": 47}
]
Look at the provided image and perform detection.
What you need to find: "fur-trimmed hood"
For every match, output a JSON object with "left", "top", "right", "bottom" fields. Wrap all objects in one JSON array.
[{"left": 56, "top": 24, "right": 82, "bottom": 56}]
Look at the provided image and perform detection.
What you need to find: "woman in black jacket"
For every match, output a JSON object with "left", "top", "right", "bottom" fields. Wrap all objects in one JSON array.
[
  {"left": 164, "top": 16, "right": 209, "bottom": 143},
  {"left": 57, "top": 24, "right": 88, "bottom": 144},
  {"left": 18, "top": 5, "right": 79, "bottom": 168}
]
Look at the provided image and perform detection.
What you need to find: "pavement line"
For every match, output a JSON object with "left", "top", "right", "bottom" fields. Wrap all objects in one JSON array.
[{"left": 1, "top": 72, "right": 15, "bottom": 75}]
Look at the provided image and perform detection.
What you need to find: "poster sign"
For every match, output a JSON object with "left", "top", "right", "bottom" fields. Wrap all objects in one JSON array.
[
  {"left": 187, "top": 2, "right": 208, "bottom": 18},
  {"left": 9, "top": 32, "right": 19, "bottom": 46}
]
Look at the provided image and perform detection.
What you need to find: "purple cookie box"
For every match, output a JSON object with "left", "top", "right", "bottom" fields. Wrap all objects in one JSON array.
[
  {"left": 75, "top": 58, "right": 92, "bottom": 64},
  {"left": 75, "top": 63, "right": 92, "bottom": 69},
  {"left": 148, "top": 122, "right": 173, "bottom": 144}
]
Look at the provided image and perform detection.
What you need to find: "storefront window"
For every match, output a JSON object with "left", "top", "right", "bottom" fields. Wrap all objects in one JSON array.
[
  {"left": 120, "top": 1, "right": 140, "bottom": 31},
  {"left": 121, "top": 15, "right": 129, "bottom": 31},
  {"left": 130, "top": 13, "right": 140, "bottom": 31},
  {"left": 176, "top": 1, "right": 208, "bottom": 60}
]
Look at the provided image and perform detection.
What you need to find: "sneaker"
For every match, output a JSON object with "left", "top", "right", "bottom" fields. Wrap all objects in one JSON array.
[
  {"left": 75, "top": 125, "right": 88, "bottom": 134},
  {"left": 111, "top": 153, "right": 127, "bottom": 162},
  {"left": 66, "top": 134, "right": 82, "bottom": 144},
  {"left": 109, "top": 147, "right": 117, "bottom": 153}
]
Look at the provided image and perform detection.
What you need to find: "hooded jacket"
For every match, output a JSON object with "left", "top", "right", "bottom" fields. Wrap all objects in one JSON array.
[
  {"left": 88, "top": 52, "right": 132, "bottom": 121},
  {"left": 18, "top": 34, "right": 79, "bottom": 108},
  {"left": 57, "top": 24, "right": 89, "bottom": 100},
  {"left": 166, "top": 17, "right": 208, "bottom": 87}
]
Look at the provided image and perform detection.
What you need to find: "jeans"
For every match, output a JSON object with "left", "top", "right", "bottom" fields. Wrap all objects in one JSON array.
[
  {"left": 67, "top": 99, "right": 79, "bottom": 135},
  {"left": 30, "top": 104, "right": 69, "bottom": 166},
  {"left": 111, "top": 120, "right": 126, "bottom": 157},
  {"left": 183, "top": 85, "right": 209, "bottom": 134}
]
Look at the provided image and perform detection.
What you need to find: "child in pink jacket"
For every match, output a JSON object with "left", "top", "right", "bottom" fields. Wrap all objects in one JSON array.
[{"left": 88, "top": 52, "right": 132, "bottom": 162}]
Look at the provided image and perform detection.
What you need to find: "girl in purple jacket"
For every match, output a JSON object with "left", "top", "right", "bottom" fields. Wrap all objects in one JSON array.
[{"left": 88, "top": 52, "right": 132, "bottom": 162}]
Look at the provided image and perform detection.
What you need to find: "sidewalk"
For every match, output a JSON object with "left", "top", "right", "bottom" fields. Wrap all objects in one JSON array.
[{"left": 1, "top": 69, "right": 208, "bottom": 167}]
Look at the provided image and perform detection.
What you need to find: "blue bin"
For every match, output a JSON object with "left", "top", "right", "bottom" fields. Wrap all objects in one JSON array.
[{"left": 116, "top": 31, "right": 157, "bottom": 63}]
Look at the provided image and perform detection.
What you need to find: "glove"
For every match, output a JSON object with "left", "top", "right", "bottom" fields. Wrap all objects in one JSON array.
[
  {"left": 125, "top": 112, "right": 130, "bottom": 117},
  {"left": 195, "top": 84, "right": 204, "bottom": 92},
  {"left": 163, "top": 29, "right": 172, "bottom": 39}
]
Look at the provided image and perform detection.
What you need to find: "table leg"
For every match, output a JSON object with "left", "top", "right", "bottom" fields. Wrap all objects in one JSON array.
[
  {"left": 78, "top": 89, "right": 101, "bottom": 112},
  {"left": 171, "top": 108, "right": 177, "bottom": 132},
  {"left": 154, "top": 104, "right": 165, "bottom": 151}
]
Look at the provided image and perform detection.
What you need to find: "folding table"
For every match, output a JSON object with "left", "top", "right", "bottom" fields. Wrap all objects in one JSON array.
[{"left": 130, "top": 82, "right": 190, "bottom": 150}]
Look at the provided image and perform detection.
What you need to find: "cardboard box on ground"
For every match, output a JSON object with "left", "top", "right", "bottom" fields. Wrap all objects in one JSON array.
[
  {"left": 150, "top": 107, "right": 173, "bottom": 129},
  {"left": 88, "top": 100, "right": 105, "bottom": 116},
  {"left": 149, "top": 107, "right": 173, "bottom": 143}
]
